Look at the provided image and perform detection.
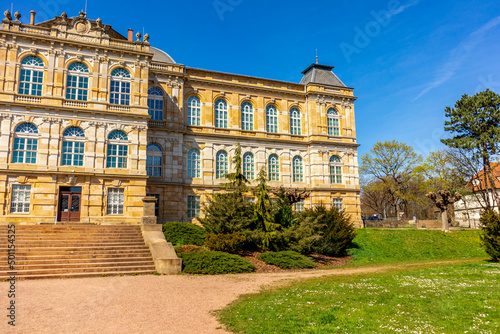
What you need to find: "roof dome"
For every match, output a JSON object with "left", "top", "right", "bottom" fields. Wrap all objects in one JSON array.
[{"left": 150, "top": 47, "right": 175, "bottom": 64}]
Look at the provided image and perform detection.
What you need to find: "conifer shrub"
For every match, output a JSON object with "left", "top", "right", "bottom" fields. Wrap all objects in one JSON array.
[
  {"left": 174, "top": 245, "right": 207, "bottom": 254},
  {"left": 289, "top": 205, "right": 356, "bottom": 256},
  {"left": 205, "top": 232, "right": 246, "bottom": 254},
  {"left": 480, "top": 209, "right": 500, "bottom": 262},
  {"left": 162, "top": 222, "right": 206, "bottom": 246},
  {"left": 257, "top": 251, "right": 316, "bottom": 269},
  {"left": 198, "top": 192, "right": 257, "bottom": 234},
  {"left": 179, "top": 251, "right": 255, "bottom": 274}
]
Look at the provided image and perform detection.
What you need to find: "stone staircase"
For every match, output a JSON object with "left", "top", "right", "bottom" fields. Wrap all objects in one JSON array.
[{"left": 0, "top": 224, "right": 157, "bottom": 280}]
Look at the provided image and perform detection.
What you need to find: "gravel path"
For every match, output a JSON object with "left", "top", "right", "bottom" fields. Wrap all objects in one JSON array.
[{"left": 0, "top": 260, "right": 478, "bottom": 334}]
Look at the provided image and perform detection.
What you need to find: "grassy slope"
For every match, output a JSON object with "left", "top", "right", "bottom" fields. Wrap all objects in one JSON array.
[
  {"left": 220, "top": 263, "right": 500, "bottom": 333},
  {"left": 219, "top": 229, "right": 493, "bottom": 333},
  {"left": 348, "top": 229, "right": 488, "bottom": 265}
]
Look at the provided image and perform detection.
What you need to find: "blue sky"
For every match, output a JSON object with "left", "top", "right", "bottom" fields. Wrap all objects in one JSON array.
[{"left": 10, "top": 0, "right": 500, "bottom": 157}]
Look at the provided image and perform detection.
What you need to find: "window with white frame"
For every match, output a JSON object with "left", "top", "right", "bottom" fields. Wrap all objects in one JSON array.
[
  {"left": 106, "top": 130, "right": 128, "bottom": 168},
  {"left": 10, "top": 185, "right": 31, "bottom": 214},
  {"left": 147, "top": 88, "right": 164, "bottom": 121},
  {"left": 66, "top": 62, "right": 89, "bottom": 101},
  {"left": 290, "top": 108, "right": 301, "bottom": 135},
  {"left": 293, "top": 156, "right": 303, "bottom": 182},
  {"left": 268, "top": 154, "right": 279, "bottom": 181},
  {"left": 188, "top": 96, "right": 201, "bottom": 126},
  {"left": 188, "top": 149, "right": 200, "bottom": 178},
  {"left": 19, "top": 56, "right": 44, "bottom": 96},
  {"left": 327, "top": 108, "right": 340, "bottom": 136},
  {"left": 266, "top": 105, "right": 278, "bottom": 133},
  {"left": 107, "top": 188, "right": 124, "bottom": 215},
  {"left": 333, "top": 198, "right": 343, "bottom": 211},
  {"left": 146, "top": 143, "right": 162, "bottom": 177},
  {"left": 330, "top": 155, "right": 342, "bottom": 184},
  {"left": 110, "top": 68, "right": 131, "bottom": 105},
  {"left": 187, "top": 196, "right": 200, "bottom": 218},
  {"left": 216, "top": 151, "right": 228, "bottom": 179},
  {"left": 243, "top": 152, "right": 254, "bottom": 180},
  {"left": 241, "top": 102, "right": 254, "bottom": 130},
  {"left": 12, "top": 123, "right": 38, "bottom": 164},
  {"left": 294, "top": 199, "right": 305, "bottom": 212},
  {"left": 62, "top": 127, "right": 85, "bottom": 166},
  {"left": 215, "top": 99, "right": 228, "bottom": 128}
]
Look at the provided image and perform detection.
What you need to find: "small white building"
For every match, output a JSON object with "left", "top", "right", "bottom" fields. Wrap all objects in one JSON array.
[{"left": 454, "top": 163, "right": 500, "bottom": 228}]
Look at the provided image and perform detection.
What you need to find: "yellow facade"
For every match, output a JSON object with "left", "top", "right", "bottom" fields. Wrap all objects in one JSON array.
[{"left": 0, "top": 11, "right": 361, "bottom": 226}]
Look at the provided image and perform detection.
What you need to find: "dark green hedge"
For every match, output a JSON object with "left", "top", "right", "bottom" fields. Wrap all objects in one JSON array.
[
  {"left": 163, "top": 222, "right": 206, "bottom": 246},
  {"left": 179, "top": 251, "right": 255, "bottom": 274},
  {"left": 257, "top": 251, "right": 316, "bottom": 269}
]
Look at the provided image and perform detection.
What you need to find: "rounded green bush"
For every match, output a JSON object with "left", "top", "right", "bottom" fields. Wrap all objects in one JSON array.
[
  {"left": 163, "top": 222, "right": 206, "bottom": 246},
  {"left": 179, "top": 251, "right": 255, "bottom": 274},
  {"left": 257, "top": 251, "right": 316, "bottom": 269}
]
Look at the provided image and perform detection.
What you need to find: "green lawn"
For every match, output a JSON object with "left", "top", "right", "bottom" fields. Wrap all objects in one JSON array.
[
  {"left": 218, "top": 229, "right": 495, "bottom": 333},
  {"left": 348, "top": 229, "right": 488, "bottom": 266},
  {"left": 219, "top": 263, "right": 500, "bottom": 333}
]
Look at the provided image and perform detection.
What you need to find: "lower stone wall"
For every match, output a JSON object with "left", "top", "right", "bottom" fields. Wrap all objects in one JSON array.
[
  {"left": 0, "top": 173, "right": 147, "bottom": 225},
  {"left": 146, "top": 183, "right": 362, "bottom": 226}
]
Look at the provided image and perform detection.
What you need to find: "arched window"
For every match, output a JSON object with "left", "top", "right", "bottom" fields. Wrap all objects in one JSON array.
[
  {"left": 216, "top": 151, "right": 228, "bottom": 179},
  {"left": 147, "top": 88, "right": 164, "bottom": 121},
  {"left": 266, "top": 105, "right": 278, "bottom": 133},
  {"left": 241, "top": 102, "right": 254, "bottom": 131},
  {"left": 330, "top": 155, "right": 342, "bottom": 184},
  {"left": 243, "top": 152, "right": 254, "bottom": 180},
  {"left": 62, "top": 127, "right": 85, "bottom": 166},
  {"left": 146, "top": 143, "right": 162, "bottom": 177},
  {"left": 107, "top": 130, "right": 128, "bottom": 168},
  {"left": 187, "top": 96, "right": 201, "bottom": 126},
  {"left": 12, "top": 123, "right": 38, "bottom": 164},
  {"left": 19, "top": 56, "right": 44, "bottom": 96},
  {"left": 110, "top": 68, "right": 131, "bottom": 105},
  {"left": 215, "top": 99, "right": 228, "bottom": 128},
  {"left": 290, "top": 108, "right": 301, "bottom": 135},
  {"left": 293, "top": 156, "right": 303, "bottom": 182},
  {"left": 66, "top": 62, "right": 89, "bottom": 101},
  {"left": 268, "top": 154, "right": 279, "bottom": 181},
  {"left": 327, "top": 108, "right": 340, "bottom": 136},
  {"left": 188, "top": 149, "right": 200, "bottom": 178}
]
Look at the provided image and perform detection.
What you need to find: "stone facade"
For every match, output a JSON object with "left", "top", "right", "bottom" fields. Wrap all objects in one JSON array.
[{"left": 0, "top": 10, "right": 362, "bottom": 226}]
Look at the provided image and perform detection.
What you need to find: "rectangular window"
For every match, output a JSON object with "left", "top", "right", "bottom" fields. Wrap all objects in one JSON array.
[
  {"left": 333, "top": 198, "right": 343, "bottom": 211},
  {"left": 107, "top": 188, "right": 124, "bottom": 215},
  {"left": 106, "top": 144, "right": 128, "bottom": 168},
  {"left": 146, "top": 156, "right": 162, "bottom": 177},
  {"left": 11, "top": 185, "right": 31, "bottom": 213},
  {"left": 12, "top": 138, "right": 37, "bottom": 164},
  {"left": 294, "top": 199, "right": 305, "bottom": 212},
  {"left": 62, "top": 141, "right": 84, "bottom": 166},
  {"left": 187, "top": 196, "right": 200, "bottom": 219}
]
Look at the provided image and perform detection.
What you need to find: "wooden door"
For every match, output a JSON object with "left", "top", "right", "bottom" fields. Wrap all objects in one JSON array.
[{"left": 58, "top": 191, "right": 81, "bottom": 222}]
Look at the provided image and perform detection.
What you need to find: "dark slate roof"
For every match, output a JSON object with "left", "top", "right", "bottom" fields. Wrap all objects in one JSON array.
[
  {"left": 150, "top": 47, "right": 175, "bottom": 64},
  {"left": 300, "top": 63, "right": 346, "bottom": 87}
]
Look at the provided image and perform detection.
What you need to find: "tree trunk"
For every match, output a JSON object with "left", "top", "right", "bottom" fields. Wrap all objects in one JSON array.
[{"left": 442, "top": 209, "right": 449, "bottom": 233}]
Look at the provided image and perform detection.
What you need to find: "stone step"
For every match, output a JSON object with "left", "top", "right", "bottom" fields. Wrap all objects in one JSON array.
[
  {"left": 0, "top": 256, "right": 154, "bottom": 265},
  {"left": 0, "top": 265, "right": 156, "bottom": 278},
  {"left": 0, "top": 260, "right": 155, "bottom": 271},
  {"left": 0, "top": 249, "right": 152, "bottom": 257},
  {"left": 0, "top": 270, "right": 156, "bottom": 281},
  {"left": 4, "top": 241, "right": 147, "bottom": 247}
]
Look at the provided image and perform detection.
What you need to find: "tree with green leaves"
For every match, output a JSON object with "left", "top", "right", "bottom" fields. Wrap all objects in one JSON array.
[
  {"left": 360, "top": 140, "right": 422, "bottom": 219},
  {"left": 441, "top": 89, "right": 500, "bottom": 208}
]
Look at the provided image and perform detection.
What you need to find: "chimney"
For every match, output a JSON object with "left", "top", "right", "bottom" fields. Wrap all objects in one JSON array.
[
  {"left": 30, "top": 11, "right": 36, "bottom": 25},
  {"left": 127, "top": 29, "right": 133, "bottom": 41}
]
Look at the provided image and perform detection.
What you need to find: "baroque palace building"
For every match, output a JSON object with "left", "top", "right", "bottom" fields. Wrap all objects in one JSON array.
[{"left": 0, "top": 10, "right": 361, "bottom": 226}]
